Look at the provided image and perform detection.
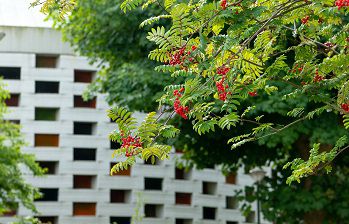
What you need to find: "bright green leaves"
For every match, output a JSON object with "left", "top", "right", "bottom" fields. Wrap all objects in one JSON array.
[
  {"left": 344, "top": 114, "right": 349, "bottom": 130},
  {"left": 108, "top": 107, "right": 180, "bottom": 172},
  {"left": 284, "top": 136, "right": 349, "bottom": 184},
  {"left": 108, "top": 107, "right": 137, "bottom": 131}
]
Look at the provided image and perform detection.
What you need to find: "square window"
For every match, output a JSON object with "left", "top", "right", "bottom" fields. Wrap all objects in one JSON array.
[
  {"left": 110, "top": 140, "right": 121, "bottom": 150},
  {"left": 0, "top": 67, "right": 20, "bottom": 79},
  {"left": 36, "top": 55, "right": 58, "bottom": 68},
  {"left": 35, "top": 81, "right": 59, "bottom": 94},
  {"left": 73, "top": 175, "right": 95, "bottom": 189},
  {"left": 37, "top": 161, "right": 58, "bottom": 175},
  {"left": 74, "top": 95, "right": 96, "bottom": 108},
  {"left": 35, "top": 188, "right": 58, "bottom": 202},
  {"left": 144, "top": 204, "right": 163, "bottom": 218},
  {"left": 5, "top": 93, "right": 20, "bottom": 107},
  {"left": 110, "top": 217, "right": 131, "bottom": 224},
  {"left": 34, "top": 134, "right": 59, "bottom": 147},
  {"left": 73, "top": 148, "right": 96, "bottom": 161},
  {"left": 74, "top": 70, "right": 95, "bottom": 83},
  {"left": 35, "top": 216, "right": 58, "bottom": 224},
  {"left": 175, "top": 193, "right": 191, "bottom": 205},
  {"left": 176, "top": 219, "right": 193, "bottom": 224},
  {"left": 175, "top": 168, "right": 191, "bottom": 180},
  {"left": 35, "top": 107, "right": 59, "bottom": 121},
  {"left": 203, "top": 207, "right": 216, "bottom": 220},
  {"left": 73, "top": 122, "right": 96, "bottom": 135},
  {"left": 202, "top": 182, "right": 217, "bottom": 195},
  {"left": 110, "top": 163, "right": 131, "bottom": 176},
  {"left": 73, "top": 202, "right": 96, "bottom": 216},
  {"left": 144, "top": 178, "right": 162, "bottom": 190},
  {"left": 226, "top": 172, "right": 237, "bottom": 184},
  {"left": 110, "top": 190, "right": 131, "bottom": 203},
  {"left": 246, "top": 211, "right": 256, "bottom": 223},
  {"left": 226, "top": 196, "right": 238, "bottom": 209},
  {"left": 226, "top": 222, "right": 238, "bottom": 224}
]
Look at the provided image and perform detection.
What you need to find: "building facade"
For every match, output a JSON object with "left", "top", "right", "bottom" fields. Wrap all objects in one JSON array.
[{"left": 0, "top": 25, "right": 259, "bottom": 224}]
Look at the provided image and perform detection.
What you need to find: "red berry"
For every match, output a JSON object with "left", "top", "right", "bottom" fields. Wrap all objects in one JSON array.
[
  {"left": 220, "top": 0, "right": 227, "bottom": 10},
  {"left": 341, "top": 103, "right": 349, "bottom": 112},
  {"left": 248, "top": 90, "right": 258, "bottom": 97},
  {"left": 335, "top": 0, "right": 349, "bottom": 10}
]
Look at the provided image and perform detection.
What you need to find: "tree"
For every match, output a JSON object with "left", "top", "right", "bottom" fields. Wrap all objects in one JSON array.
[
  {"left": 0, "top": 80, "right": 44, "bottom": 217},
  {"left": 45, "top": 0, "right": 349, "bottom": 183},
  {"left": 34, "top": 0, "right": 349, "bottom": 222}
]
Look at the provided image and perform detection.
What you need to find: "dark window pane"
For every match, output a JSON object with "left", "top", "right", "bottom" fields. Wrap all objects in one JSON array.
[
  {"left": 73, "top": 175, "right": 94, "bottom": 189},
  {"left": 35, "top": 216, "right": 57, "bottom": 224},
  {"left": 110, "top": 217, "right": 131, "bottom": 224},
  {"left": 36, "top": 55, "right": 58, "bottom": 68},
  {"left": 35, "top": 81, "right": 59, "bottom": 94},
  {"left": 144, "top": 178, "right": 162, "bottom": 190},
  {"left": 175, "top": 193, "right": 191, "bottom": 205},
  {"left": 110, "top": 190, "right": 130, "bottom": 203},
  {"left": 35, "top": 188, "right": 58, "bottom": 201},
  {"left": 73, "top": 148, "right": 96, "bottom": 161},
  {"left": 110, "top": 140, "right": 121, "bottom": 150},
  {"left": 226, "top": 196, "right": 238, "bottom": 209},
  {"left": 144, "top": 204, "right": 157, "bottom": 218},
  {"left": 225, "top": 172, "right": 237, "bottom": 184},
  {"left": 35, "top": 108, "right": 59, "bottom": 121},
  {"left": 74, "top": 70, "right": 94, "bottom": 83},
  {"left": 73, "top": 203, "right": 96, "bottom": 216},
  {"left": 203, "top": 182, "right": 217, "bottom": 195},
  {"left": 73, "top": 122, "right": 95, "bottom": 135},
  {"left": 203, "top": 207, "right": 216, "bottom": 220},
  {"left": 74, "top": 95, "right": 96, "bottom": 108},
  {"left": 0, "top": 67, "right": 20, "bottom": 79},
  {"left": 176, "top": 219, "right": 193, "bottom": 224},
  {"left": 37, "top": 161, "right": 58, "bottom": 175},
  {"left": 5, "top": 94, "right": 19, "bottom": 106},
  {"left": 35, "top": 134, "right": 59, "bottom": 147},
  {"left": 246, "top": 211, "right": 256, "bottom": 223}
]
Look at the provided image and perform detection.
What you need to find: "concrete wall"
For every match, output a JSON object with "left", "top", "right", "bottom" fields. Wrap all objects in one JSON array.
[{"left": 0, "top": 26, "right": 263, "bottom": 224}]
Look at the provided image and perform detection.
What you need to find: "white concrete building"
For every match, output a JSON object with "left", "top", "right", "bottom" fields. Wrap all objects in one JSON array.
[{"left": 0, "top": 2, "right": 262, "bottom": 224}]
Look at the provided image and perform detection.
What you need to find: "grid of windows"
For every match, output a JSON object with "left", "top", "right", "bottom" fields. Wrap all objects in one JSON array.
[{"left": 0, "top": 34, "right": 251, "bottom": 224}]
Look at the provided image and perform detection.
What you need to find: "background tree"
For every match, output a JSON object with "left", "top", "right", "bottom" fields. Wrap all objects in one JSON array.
[
  {"left": 0, "top": 80, "right": 44, "bottom": 217},
  {"left": 35, "top": 0, "right": 349, "bottom": 223}
]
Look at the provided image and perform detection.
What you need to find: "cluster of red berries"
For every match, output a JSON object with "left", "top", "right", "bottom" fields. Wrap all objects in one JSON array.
[
  {"left": 313, "top": 68, "right": 324, "bottom": 83},
  {"left": 335, "top": 0, "right": 349, "bottom": 9},
  {"left": 169, "top": 46, "right": 197, "bottom": 66},
  {"left": 220, "top": 0, "right": 227, "bottom": 9},
  {"left": 341, "top": 103, "right": 349, "bottom": 112},
  {"left": 173, "top": 87, "right": 189, "bottom": 119},
  {"left": 289, "top": 64, "right": 303, "bottom": 74},
  {"left": 216, "top": 76, "right": 230, "bottom": 101},
  {"left": 120, "top": 132, "right": 143, "bottom": 157},
  {"left": 217, "top": 66, "right": 230, "bottom": 75},
  {"left": 215, "top": 66, "right": 231, "bottom": 101},
  {"left": 301, "top": 15, "right": 310, "bottom": 24},
  {"left": 248, "top": 90, "right": 258, "bottom": 97}
]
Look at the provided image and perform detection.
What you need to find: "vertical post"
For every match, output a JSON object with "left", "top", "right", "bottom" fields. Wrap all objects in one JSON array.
[{"left": 257, "top": 183, "right": 261, "bottom": 224}]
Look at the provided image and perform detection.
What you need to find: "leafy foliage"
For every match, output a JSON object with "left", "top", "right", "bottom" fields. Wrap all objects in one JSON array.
[
  {"left": 108, "top": 107, "right": 178, "bottom": 173},
  {"left": 0, "top": 80, "right": 44, "bottom": 216},
  {"left": 36, "top": 0, "right": 349, "bottom": 222}
]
